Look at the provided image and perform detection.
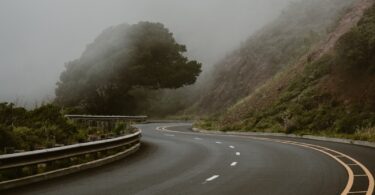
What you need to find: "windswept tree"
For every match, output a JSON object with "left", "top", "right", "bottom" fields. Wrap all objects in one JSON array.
[{"left": 55, "top": 22, "right": 201, "bottom": 114}]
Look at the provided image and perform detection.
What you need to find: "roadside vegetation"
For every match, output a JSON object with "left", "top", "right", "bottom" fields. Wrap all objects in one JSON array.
[
  {"left": 0, "top": 102, "right": 135, "bottom": 154},
  {"left": 0, "top": 102, "right": 139, "bottom": 181},
  {"left": 0, "top": 103, "right": 77, "bottom": 154}
]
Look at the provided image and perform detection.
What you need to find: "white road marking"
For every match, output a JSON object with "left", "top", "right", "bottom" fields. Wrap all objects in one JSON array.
[
  {"left": 194, "top": 137, "right": 202, "bottom": 140},
  {"left": 236, "top": 152, "right": 240, "bottom": 156},
  {"left": 156, "top": 127, "right": 161, "bottom": 130},
  {"left": 205, "top": 175, "right": 219, "bottom": 182},
  {"left": 161, "top": 125, "right": 374, "bottom": 195},
  {"left": 164, "top": 134, "right": 175, "bottom": 137},
  {"left": 229, "top": 145, "right": 235, "bottom": 149},
  {"left": 230, "top": 162, "right": 237, "bottom": 167},
  {"left": 215, "top": 141, "right": 222, "bottom": 144}
]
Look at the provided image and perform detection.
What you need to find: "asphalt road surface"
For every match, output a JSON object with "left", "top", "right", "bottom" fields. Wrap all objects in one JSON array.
[{"left": 3, "top": 123, "right": 374, "bottom": 195}]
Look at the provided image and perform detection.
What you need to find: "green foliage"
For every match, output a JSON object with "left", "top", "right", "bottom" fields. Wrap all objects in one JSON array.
[
  {"left": 192, "top": 0, "right": 354, "bottom": 115},
  {"left": 55, "top": 22, "right": 201, "bottom": 114},
  {"left": 0, "top": 102, "right": 138, "bottom": 153},
  {"left": 199, "top": 3, "right": 375, "bottom": 142},
  {"left": 0, "top": 103, "right": 79, "bottom": 153},
  {"left": 114, "top": 122, "right": 127, "bottom": 135},
  {"left": 0, "top": 125, "right": 19, "bottom": 149},
  {"left": 74, "top": 129, "right": 88, "bottom": 143},
  {"left": 336, "top": 4, "right": 375, "bottom": 73},
  {"left": 194, "top": 118, "right": 219, "bottom": 131},
  {"left": 219, "top": 50, "right": 375, "bottom": 141}
]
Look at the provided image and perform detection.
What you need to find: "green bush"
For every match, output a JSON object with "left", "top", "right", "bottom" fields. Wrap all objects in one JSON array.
[
  {"left": 336, "top": 4, "right": 375, "bottom": 73},
  {"left": 0, "top": 103, "right": 81, "bottom": 152},
  {"left": 335, "top": 115, "right": 358, "bottom": 134}
]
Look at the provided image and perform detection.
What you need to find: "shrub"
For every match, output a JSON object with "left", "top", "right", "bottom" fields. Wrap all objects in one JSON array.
[
  {"left": 354, "top": 126, "right": 375, "bottom": 141},
  {"left": 336, "top": 4, "right": 375, "bottom": 73},
  {"left": 335, "top": 115, "right": 358, "bottom": 134}
]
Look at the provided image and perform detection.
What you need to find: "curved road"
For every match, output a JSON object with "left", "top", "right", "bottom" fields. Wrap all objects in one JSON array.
[{"left": 3, "top": 123, "right": 374, "bottom": 195}]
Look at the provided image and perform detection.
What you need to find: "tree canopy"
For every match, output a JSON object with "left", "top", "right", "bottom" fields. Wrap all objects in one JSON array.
[{"left": 55, "top": 22, "right": 201, "bottom": 114}]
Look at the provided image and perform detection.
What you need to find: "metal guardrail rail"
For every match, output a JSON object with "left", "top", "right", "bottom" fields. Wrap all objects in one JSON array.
[
  {"left": 0, "top": 130, "right": 141, "bottom": 190},
  {"left": 0, "top": 130, "right": 141, "bottom": 170},
  {"left": 0, "top": 115, "right": 146, "bottom": 190},
  {"left": 65, "top": 115, "right": 147, "bottom": 121}
]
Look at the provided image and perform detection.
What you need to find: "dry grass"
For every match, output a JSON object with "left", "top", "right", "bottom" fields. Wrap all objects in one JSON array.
[{"left": 354, "top": 126, "right": 375, "bottom": 142}]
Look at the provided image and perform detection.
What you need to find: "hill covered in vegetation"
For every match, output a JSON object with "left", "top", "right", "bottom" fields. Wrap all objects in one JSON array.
[
  {"left": 196, "top": 0, "right": 375, "bottom": 141},
  {"left": 191, "top": 0, "right": 356, "bottom": 115}
]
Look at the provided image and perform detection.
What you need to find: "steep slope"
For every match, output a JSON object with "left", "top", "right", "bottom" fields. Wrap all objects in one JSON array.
[
  {"left": 212, "top": 0, "right": 375, "bottom": 141},
  {"left": 192, "top": 0, "right": 356, "bottom": 115}
]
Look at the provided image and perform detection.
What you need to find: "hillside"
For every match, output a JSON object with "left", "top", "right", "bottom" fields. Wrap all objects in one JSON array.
[
  {"left": 198, "top": 0, "right": 375, "bottom": 141},
  {"left": 191, "top": 0, "right": 356, "bottom": 115}
]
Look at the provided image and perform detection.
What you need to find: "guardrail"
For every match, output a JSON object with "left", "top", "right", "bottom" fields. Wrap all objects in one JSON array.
[
  {"left": 65, "top": 115, "right": 148, "bottom": 122},
  {"left": 0, "top": 128, "right": 142, "bottom": 190}
]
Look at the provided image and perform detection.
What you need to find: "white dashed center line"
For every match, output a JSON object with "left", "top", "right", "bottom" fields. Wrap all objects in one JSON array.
[
  {"left": 230, "top": 162, "right": 238, "bottom": 167},
  {"left": 236, "top": 152, "right": 240, "bottom": 156},
  {"left": 164, "top": 134, "right": 175, "bottom": 137},
  {"left": 215, "top": 141, "right": 222, "bottom": 144},
  {"left": 194, "top": 137, "right": 202, "bottom": 140},
  {"left": 205, "top": 175, "right": 220, "bottom": 182},
  {"left": 229, "top": 145, "right": 235, "bottom": 149}
]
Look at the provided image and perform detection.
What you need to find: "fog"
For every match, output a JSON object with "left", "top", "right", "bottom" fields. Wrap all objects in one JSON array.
[{"left": 0, "top": 0, "right": 292, "bottom": 106}]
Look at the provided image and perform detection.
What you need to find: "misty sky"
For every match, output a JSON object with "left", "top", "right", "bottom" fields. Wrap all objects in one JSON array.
[{"left": 0, "top": 0, "right": 292, "bottom": 106}]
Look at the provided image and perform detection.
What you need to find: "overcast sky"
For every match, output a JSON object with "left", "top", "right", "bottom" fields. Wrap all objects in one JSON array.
[{"left": 0, "top": 0, "right": 292, "bottom": 105}]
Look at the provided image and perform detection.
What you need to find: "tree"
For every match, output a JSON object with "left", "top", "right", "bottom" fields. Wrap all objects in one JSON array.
[{"left": 55, "top": 22, "right": 201, "bottom": 114}]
